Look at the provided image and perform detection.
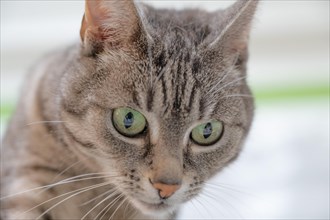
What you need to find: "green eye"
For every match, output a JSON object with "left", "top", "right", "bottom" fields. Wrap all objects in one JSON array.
[
  {"left": 191, "top": 120, "right": 223, "bottom": 146},
  {"left": 112, "top": 107, "right": 147, "bottom": 137}
]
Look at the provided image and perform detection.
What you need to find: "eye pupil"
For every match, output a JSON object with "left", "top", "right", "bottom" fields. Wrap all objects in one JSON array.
[
  {"left": 113, "top": 107, "right": 146, "bottom": 137},
  {"left": 191, "top": 120, "right": 223, "bottom": 146},
  {"left": 124, "top": 112, "right": 134, "bottom": 128},
  {"left": 203, "top": 123, "right": 212, "bottom": 139}
]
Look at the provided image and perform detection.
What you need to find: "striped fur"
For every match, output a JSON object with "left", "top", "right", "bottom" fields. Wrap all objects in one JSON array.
[{"left": 1, "top": 0, "right": 258, "bottom": 219}]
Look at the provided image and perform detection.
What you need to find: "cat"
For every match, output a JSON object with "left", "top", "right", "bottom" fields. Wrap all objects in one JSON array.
[{"left": 0, "top": 0, "right": 258, "bottom": 219}]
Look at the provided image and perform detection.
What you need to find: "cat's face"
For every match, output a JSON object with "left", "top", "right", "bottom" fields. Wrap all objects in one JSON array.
[{"left": 59, "top": 0, "right": 257, "bottom": 217}]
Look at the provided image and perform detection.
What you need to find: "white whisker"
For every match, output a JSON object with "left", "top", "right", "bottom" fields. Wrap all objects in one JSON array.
[
  {"left": 96, "top": 194, "right": 124, "bottom": 220},
  {"left": 109, "top": 196, "right": 128, "bottom": 220},
  {"left": 81, "top": 195, "right": 111, "bottom": 219},
  {"left": 19, "top": 182, "right": 110, "bottom": 219},
  {"left": 205, "top": 53, "right": 239, "bottom": 96},
  {"left": 215, "top": 76, "right": 247, "bottom": 94},
  {"left": 219, "top": 94, "right": 253, "bottom": 99},
  {"left": 35, "top": 182, "right": 111, "bottom": 220},
  {"left": 25, "top": 121, "right": 66, "bottom": 126},
  {"left": 51, "top": 161, "right": 82, "bottom": 183},
  {"left": 205, "top": 182, "right": 256, "bottom": 198},
  {"left": 79, "top": 189, "right": 114, "bottom": 206},
  {"left": 125, "top": 205, "right": 137, "bottom": 220},
  {"left": 205, "top": 182, "right": 258, "bottom": 215},
  {"left": 194, "top": 195, "right": 212, "bottom": 217},
  {"left": 202, "top": 189, "right": 242, "bottom": 218},
  {"left": 189, "top": 198, "right": 204, "bottom": 217},
  {"left": 0, "top": 173, "right": 116, "bottom": 200},
  {"left": 80, "top": 186, "right": 120, "bottom": 220},
  {"left": 122, "top": 197, "right": 132, "bottom": 219}
]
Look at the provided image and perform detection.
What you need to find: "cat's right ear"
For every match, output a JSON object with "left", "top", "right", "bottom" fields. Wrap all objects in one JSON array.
[
  {"left": 80, "top": 0, "right": 146, "bottom": 56},
  {"left": 208, "top": 0, "right": 259, "bottom": 64}
]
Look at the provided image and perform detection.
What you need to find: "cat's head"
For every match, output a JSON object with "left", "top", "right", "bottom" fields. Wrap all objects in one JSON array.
[{"left": 59, "top": 0, "right": 258, "bottom": 217}]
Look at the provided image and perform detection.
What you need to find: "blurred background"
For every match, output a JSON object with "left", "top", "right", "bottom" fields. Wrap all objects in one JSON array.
[{"left": 1, "top": 0, "right": 329, "bottom": 219}]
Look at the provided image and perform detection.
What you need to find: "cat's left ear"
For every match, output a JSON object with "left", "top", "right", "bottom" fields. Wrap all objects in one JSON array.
[
  {"left": 80, "top": 0, "right": 146, "bottom": 55},
  {"left": 209, "top": 0, "right": 259, "bottom": 62}
]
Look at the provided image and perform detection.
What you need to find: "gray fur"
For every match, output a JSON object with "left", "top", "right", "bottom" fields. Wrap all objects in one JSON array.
[{"left": 0, "top": 0, "right": 258, "bottom": 219}]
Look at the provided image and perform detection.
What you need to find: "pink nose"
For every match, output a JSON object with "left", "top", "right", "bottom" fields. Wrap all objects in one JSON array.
[{"left": 152, "top": 182, "right": 181, "bottom": 199}]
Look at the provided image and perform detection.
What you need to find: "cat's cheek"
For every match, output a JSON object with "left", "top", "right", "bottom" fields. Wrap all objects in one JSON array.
[
  {"left": 60, "top": 127, "right": 95, "bottom": 156},
  {"left": 58, "top": 125, "right": 112, "bottom": 170}
]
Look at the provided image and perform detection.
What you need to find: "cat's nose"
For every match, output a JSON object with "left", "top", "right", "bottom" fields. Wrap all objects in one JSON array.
[{"left": 151, "top": 181, "right": 181, "bottom": 199}]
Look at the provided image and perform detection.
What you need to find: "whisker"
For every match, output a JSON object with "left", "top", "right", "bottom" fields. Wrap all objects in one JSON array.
[
  {"left": 81, "top": 192, "right": 112, "bottom": 219},
  {"left": 128, "top": 208, "right": 138, "bottom": 219},
  {"left": 194, "top": 194, "right": 213, "bottom": 217},
  {"left": 205, "top": 53, "right": 239, "bottom": 96},
  {"left": 205, "top": 182, "right": 258, "bottom": 216},
  {"left": 33, "top": 176, "right": 115, "bottom": 207},
  {"left": 25, "top": 121, "right": 66, "bottom": 126},
  {"left": 205, "top": 184, "right": 244, "bottom": 204},
  {"left": 217, "top": 76, "right": 246, "bottom": 92},
  {"left": 43, "top": 175, "right": 116, "bottom": 191},
  {"left": 96, "top": 194, "right": 124, "bottom": 220},
  {"left": 80, "top": 186, "right": 120, "bottom": 220},
  {"left": 19, "top": 182, "right": 110, "bottom": 219},
  {"left": 109, "top": 196, "right": 128, "bottom": 220},
  {"left": 202, "top": 189, "right": 243, "bottom": 219},
  {"left": 35, "top": 181, "right": 112, "bottom": 220},
  {"left": 122, "top": 197, "right": 131, "bottom": 219},
  {"left": 207, "top": 68, "right": 233, "bottom": 96},
  {"left": 36, "top": 160, "right": 85, "bottom": 197},
  {"left": 0, "top": 173, "right": 116, "bottom": 200},
  {"left": 51, "top": 161, "right": 82, "bottom": 183},
  {"left": 189, "top": 198, "right": 204, "bottom": 217},
  {"left": 205, "top": 182, "right": 256, "bottom": 198},
  {"left": 95, "top": 196, "right": 119, "bottom": 220},
  {"left": 219, "top": 94, "right": 253, "bottom": 99},
  {"left": 215, "top": 76, "right": 247, "bottom": 94},
  {"left": 203, "top": 77, "right": 248, "bottom": 111},
  {"left": 79, "top": 189, "right": 114, "bottom": 207},
  {"left": 56, "top": 172, "right": 116, "bottom": 182}
]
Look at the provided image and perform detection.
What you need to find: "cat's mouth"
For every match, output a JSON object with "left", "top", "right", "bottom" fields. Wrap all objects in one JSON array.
[
  {"left": 133, "top": 199, "right": 174, "bottom": 215},
  {"left": 139, "top": 200, "right": 168, "bottom": 209}
]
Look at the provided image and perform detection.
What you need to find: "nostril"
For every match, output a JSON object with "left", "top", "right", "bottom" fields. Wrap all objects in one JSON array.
[
  {"left": 151, "top": 182, "right": 181, "bottom": 199},
  {"left": 157, "top": 189, "right": 176, "bottom": 200},
  {"left": 158, "top": 190, "right": 168, "bottom": 200}
]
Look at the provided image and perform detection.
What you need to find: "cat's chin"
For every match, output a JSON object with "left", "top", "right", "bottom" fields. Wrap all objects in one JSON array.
[{"left": 131, "top": 199, "right": 177, "bottom": 217}]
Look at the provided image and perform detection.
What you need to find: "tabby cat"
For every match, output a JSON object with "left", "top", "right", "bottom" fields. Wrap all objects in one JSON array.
[{"left": 0, "top": 0, "right": 258, "bottom": 219}]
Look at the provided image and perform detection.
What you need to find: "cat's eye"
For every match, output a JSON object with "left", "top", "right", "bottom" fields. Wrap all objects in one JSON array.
[
  {"left": 112, "top": 107, "right": 147, "bottom": 137},
  {"left": 191, "top": 120, "right": 223, "bottom": 146}
]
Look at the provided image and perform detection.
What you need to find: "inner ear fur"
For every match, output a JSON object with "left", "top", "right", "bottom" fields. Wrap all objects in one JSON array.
[
  {"left": 209, "top": 0, "right": 259, "bottom": 56},
  {"left": 80, "top": 0, "right": 146, "bottom": 55}
]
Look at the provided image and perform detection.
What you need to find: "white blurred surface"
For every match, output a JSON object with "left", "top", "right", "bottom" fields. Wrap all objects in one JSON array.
[
  {"left": 179, "top": 100, "right": 329, "bottom": 219},
  {"left": 1, "top": 1, "right": 329, "bottom": 219}
]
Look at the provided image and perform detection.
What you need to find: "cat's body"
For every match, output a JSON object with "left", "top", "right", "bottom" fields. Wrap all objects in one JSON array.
[{"left": 1, "top": 1, "right": 258, "bottom": 219}]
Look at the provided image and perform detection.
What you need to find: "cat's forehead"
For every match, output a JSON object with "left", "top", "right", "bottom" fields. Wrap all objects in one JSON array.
[
  {"left": 94, "top": 55, "right": 239, "bottom": 128},
  {"left": 90, "top": 6, "right": 249, "bottom": 124}
]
